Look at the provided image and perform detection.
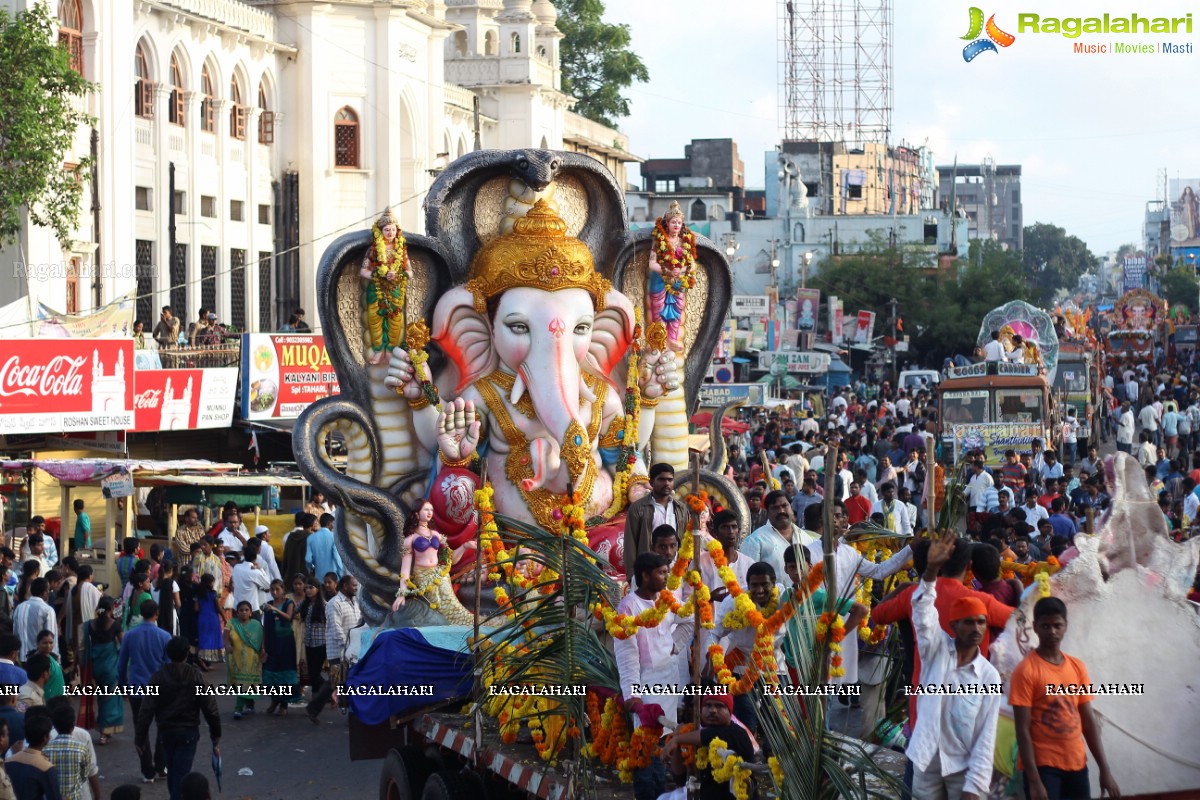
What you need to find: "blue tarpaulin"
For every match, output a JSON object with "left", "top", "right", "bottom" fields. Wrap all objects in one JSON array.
[{"left": 346, "top": 627, "right": 475, "bottom": 724}]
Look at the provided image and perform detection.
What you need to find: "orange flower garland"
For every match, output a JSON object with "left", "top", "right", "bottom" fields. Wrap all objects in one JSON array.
[{"left": 707, "top": 554, "right": 825, "bottom": 694}]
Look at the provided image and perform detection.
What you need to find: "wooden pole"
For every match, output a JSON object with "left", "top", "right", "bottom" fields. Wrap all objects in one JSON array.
[
  {"left": 472, "top": 460, "right": 486, "bottom": 763},
  {"left": 926, "top": 437, "right": 938, "bottom": 533},
  {"left": 59, "top": 486, "right": 71, "bottom": 559},
  {"left": 688, "top": 449, "right": 702, "bottom": 800},
  {"left": 168, "top": 503, "right": 179, "bottom": 557},
  {"left": 105, "top": 497, "right": 118, "bottom": 595},
  {"left": 819, "top": 446, "right": 839, "bottom": 696}
]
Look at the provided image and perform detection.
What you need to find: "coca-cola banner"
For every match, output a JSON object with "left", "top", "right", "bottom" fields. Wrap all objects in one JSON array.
[
  {"left": 240, "top": 334, "right": 339, "bottom": 420},
  {"left": 133, "top": 368, "right": 238, "bottom": 432},
  {"left": 0, "top": 339, "right": 134, "bottom": 434}
]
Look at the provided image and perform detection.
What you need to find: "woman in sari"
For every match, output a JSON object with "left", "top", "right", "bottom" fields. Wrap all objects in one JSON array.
[
  {"left": 124, "top": 572, "right": 153, "bottom": 629},
  {"left": 262, "top": 580, "right": 298, "bottom": 714},
  {"left": 77, "top": 597, "right": 123, "bottom": 744},
  {"left": 224, "top": 600, "right": 264, "bottom": 720},
  {"left": 289, "top": 573, "right": 307, "bottom": 694},
  {"left": 195, "top": 574, "right": 224, "bottom": 669}
]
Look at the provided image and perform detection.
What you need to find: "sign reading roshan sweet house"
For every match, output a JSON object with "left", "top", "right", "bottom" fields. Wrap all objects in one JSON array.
[{"left": 0, "top": 340, "right": 135, "bottom": 434}]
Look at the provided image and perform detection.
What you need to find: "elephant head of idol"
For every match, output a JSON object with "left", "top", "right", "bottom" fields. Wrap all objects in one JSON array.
[{"left": 292, "top": 149, "right": 738, "bottom": 624}]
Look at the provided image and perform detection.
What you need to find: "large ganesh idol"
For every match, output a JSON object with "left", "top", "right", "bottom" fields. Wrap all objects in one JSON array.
[{"left": 293, "top": 150, "right": 736, "bottom": 623}]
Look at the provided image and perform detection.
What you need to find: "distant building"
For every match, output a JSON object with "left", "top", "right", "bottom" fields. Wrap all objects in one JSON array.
[
  {"left": 0, "top": 0, "right": 639, "bottom": 332},
  {"left": 773, "top": 140, "right": 938, "bottom": 219},
  {"left": 639, "top": 139, "right": 746, "bottom": 212},
  {"left": 936, "top": 162, "right": 1023, "bottom": 251}
]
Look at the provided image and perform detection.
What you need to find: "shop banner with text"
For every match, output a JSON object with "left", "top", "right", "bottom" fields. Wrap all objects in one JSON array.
[
  {"left": 951, "top": 423, "right": 1044, "bottom": 465},
  {"left": 240, "top": 334, "right": 340, "bottom": 420},
  {"left": 0, "top": 339, "right": 134, "bottom": 434},
  {"left": 133, "top": 368, "right": 238, "bottom": 431}
]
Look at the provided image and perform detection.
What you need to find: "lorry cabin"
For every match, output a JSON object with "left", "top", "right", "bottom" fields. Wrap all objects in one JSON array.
[{"left": 937, "top": 362, "right": 1053, "bottom": 465}]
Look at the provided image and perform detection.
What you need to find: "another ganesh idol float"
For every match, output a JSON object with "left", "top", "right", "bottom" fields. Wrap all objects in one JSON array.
[{"left": 292, "top": 149, "right": 747, "bottom": 626}]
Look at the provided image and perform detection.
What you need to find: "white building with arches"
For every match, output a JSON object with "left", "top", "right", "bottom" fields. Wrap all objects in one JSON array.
[{"left": 0, "top": 0, "right": 638, "bottom": 333}]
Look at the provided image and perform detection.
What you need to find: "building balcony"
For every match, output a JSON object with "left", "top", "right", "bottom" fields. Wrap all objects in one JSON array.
[
  {"left": 153, "top": 341, "right": 241, "bottom": 370},
  {"left": 156, "top": 0, "right": 278, "bottom": 43}
]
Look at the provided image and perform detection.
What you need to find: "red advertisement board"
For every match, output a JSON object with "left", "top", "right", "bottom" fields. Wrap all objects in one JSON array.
[
  {"left": 0, "top": 339, "right": 134, "bottom": 434},
  {"left": 240, "top": 334, "right": 340, "bottom": 419},
  {"left": 133, "top": 368, "right": 238, "bottom": 432}
]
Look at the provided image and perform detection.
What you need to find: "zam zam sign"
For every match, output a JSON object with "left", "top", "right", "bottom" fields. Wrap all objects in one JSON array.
[{"left": 961, "top": 8, "right": 1194, "bottom": 60}]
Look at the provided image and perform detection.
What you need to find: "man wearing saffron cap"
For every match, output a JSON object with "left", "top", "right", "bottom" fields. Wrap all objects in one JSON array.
[{"left": 906, "top": 530, "right": 1002, "bottom": 800}]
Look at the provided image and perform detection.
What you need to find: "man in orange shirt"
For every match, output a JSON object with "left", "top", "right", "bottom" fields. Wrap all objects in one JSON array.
[
  {"left": 844, "top": 481, "right": 872, "bottom": 525},
  {"left": 1011, "top": 597, "right": 1120, "bottom": 800}
]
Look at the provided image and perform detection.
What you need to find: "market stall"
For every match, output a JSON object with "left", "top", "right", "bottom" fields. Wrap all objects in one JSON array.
[{"left": 0, "top": 459, "right": 309, "bottom": 592}]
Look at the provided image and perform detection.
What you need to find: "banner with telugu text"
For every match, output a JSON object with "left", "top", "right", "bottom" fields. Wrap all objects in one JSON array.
[{"left": 32, "top": 292, "right": 136, "bottom": 339}]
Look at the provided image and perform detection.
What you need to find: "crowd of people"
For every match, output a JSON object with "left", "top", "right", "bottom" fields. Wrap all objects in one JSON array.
[
  {"left": 0, "top": 490, "right": 362, "bottom": 800},
  {"left": 611, "top": 375, "right": 1200, "bottom": 800},
  {"left": 135, "top": 306, "right": 313, "bottom": 351}
]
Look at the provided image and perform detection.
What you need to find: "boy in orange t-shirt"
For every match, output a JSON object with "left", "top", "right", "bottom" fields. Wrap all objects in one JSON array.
[{"left": 1011, "top": 596, "right": 1120, "bottom": 800}]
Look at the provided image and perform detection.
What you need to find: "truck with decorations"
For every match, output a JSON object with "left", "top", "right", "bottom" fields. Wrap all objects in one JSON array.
[
  {"left": 1105, "top": 289, "right": 1165, "bottom": 372},
  {"left": 937, "top": 361, "right": 1054, "bottom": 466}
]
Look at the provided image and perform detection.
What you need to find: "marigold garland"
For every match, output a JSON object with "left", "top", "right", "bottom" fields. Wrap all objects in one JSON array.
[
  {"left": 592, "top": 501, "right": 717, "bottom": 638},
  {"left": 702, "top": 737, "right": 754, "bottom": 800},
  {"left": 1000, "top": 556, "right": 1062, "bottom": 585},
  {"left": 707, "top": 554, "right": 825, "bottom": 694}
]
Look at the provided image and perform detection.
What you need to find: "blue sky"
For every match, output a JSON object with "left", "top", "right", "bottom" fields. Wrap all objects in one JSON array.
[{"left": 602, "top": 0, "right": 1197, "bottom": 255}]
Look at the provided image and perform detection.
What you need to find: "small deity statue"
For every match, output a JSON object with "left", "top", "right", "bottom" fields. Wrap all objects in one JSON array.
[
  {"left": 361, "top": 207, "right": 413, "bottom": 365},
  {"left": 392, "top": 499, "right": 474, "bottom": 624},
  {"left": 648, "top": 201, "right": 696, "bottom": 353}
]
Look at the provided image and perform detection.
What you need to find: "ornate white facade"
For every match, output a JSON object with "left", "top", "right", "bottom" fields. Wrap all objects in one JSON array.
[{"left": 0, "top": 0, "right": 637, "bottom": 333}]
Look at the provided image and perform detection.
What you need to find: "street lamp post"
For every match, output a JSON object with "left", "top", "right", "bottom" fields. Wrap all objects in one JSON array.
[{"left": 1189, "top": 253, "right": 1198, "bottom": 314}]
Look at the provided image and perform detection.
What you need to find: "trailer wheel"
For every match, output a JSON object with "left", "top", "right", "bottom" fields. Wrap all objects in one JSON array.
[
  {"left": 420, "top": 769, "right": 483, "bottom": 800},
  {"left": 379, "top": 747, "right": 432, "bottom": 800}
]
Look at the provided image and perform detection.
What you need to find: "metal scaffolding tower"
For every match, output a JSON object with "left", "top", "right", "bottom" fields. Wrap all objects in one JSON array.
[{"left": 779, "top": 0, "right": 892, "bottom": 146}]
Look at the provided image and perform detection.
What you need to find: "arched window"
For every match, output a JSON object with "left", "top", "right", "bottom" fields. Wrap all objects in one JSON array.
[
  {"left": 257, "top": 81, "right": 273, "bottom": 144},
  {"left": 229, "top": 77, "right": 246, "bottom": 140},
  {"left": 483, "top": 31, "right": 497, "bottom": 56},
  {"left": 58, "top": 0, "right": 84, "bottom": 75},
  {"left": 169, "top": 53, "right": 185, "bottom": 126},
  {"left": 510, "top": 33, "right": 520, "bottom": 54},
  {"left": 334, "top": 107, "right": 359, "bottom": 168},
  {"left": 690, "top": 199, "right": 706, "bottom": 221},
  {"left": 134, "top": 43, "right": 153, "bottom": 119},
  {"left": 453, "top": 31, "right": 468, "bottom": 56},
  {"left": 200, "top": 63, "right": 216, "bottom": 133}
]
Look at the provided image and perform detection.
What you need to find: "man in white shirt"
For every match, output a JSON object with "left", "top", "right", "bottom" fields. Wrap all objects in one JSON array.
[
  {"left": 963, "top": 461, "right": 994, "bottom": 515},
  {"left": 982, "top": 330, "right": 1006, "bottom": 362},
  {"left": 231, "top": 539, "right": 272, "bottom": 617},
  {"left": 1116, "top": 401, "right": 1136, "bottom": 453},
  {"left": 700, "top": 511, "right": 750, "bottom": 602},
  {"left": 871, "top": 482, "right": 913, "bottom": 536},
  {"left": 802, "top": 500, "right": 911, "bottom": 686},
  {"left": 1138, "top": 401, "right": 1160, "bottom": 447},
  {"left": 906, "top": 531, "right": 1001, "bottom": 799},
  {"left": 216, "top": 509, "right": 247, "bottom": 554},
  {"left": 615, "top": 553, "right": 691, "bottom": 741},
  {"left": 13, "top": 578, "right": 56, "bottom": 659},
  {"left": 1019, "top": 490, "right": 1050, "bottom": 526},
  {"left": 252, "top": 525, "right": 282, "bottom": 582},
  {"left": 740, "top": 490, "right": 817, "bottom": 584}
]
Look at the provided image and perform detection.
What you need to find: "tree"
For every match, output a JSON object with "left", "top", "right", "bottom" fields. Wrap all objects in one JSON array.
[
  {"left": 1160, "top": 266, "right": 1198, "bottom": 311},
  {"left": 0, "top": 3, "right": 94, "bottom": 247},
  {"left": 554, "top": 0, "right": 648, "bottom": 127},
  {"left": 1021, "top": 222, "right": 1098, "bottom": 304},
  {"left": 814, "top": 235, "right": 1033, "bottom": 363}
]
